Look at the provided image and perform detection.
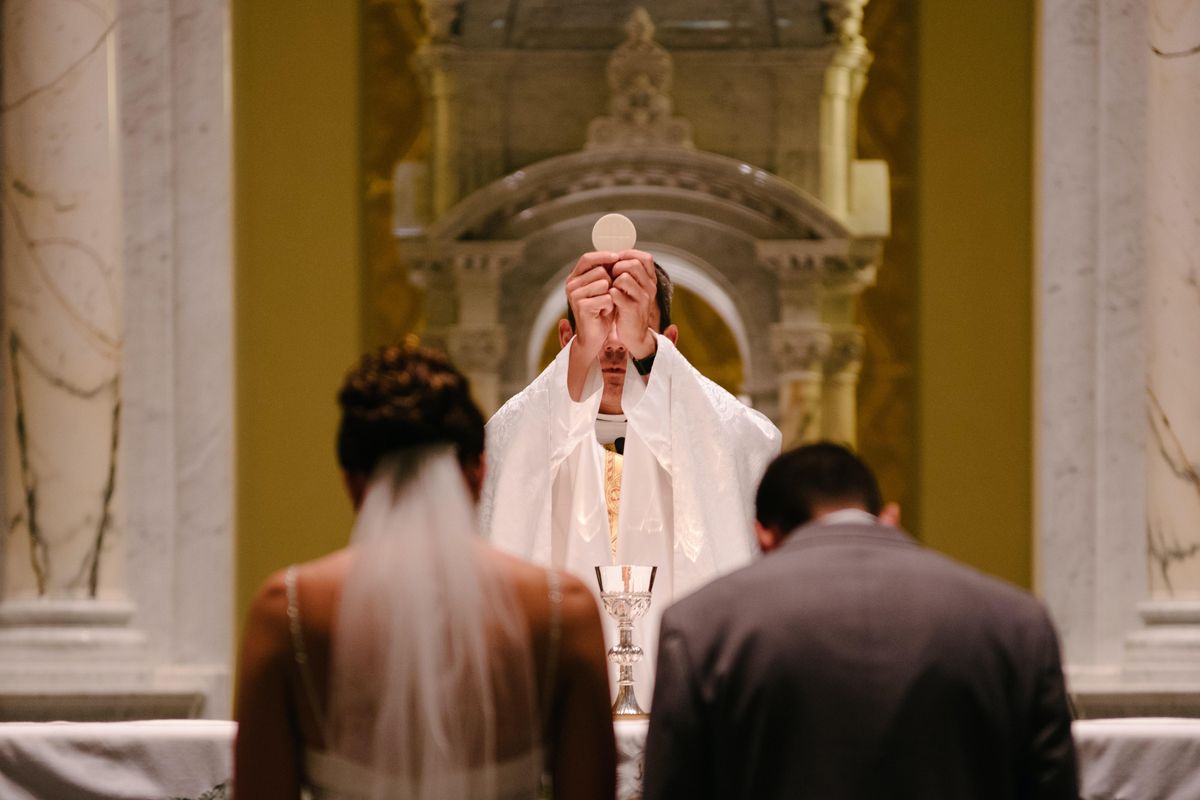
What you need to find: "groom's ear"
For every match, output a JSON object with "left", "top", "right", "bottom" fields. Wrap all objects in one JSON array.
[
  {"left": 664, "top": 323, "right": 679, "bottom": 345},
  {"left": 558, "top": 319, "right": 573, "bottom": 349},
  {"left": 755, "top": 520, "right": 782, "bottom": 553}
]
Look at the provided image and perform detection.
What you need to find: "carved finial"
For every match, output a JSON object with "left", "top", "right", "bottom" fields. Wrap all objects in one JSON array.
[
  {"left": 585, "top": 9, "right": 693, "bottom": 150},
  {"left": 625, "top": 7, "right": 655, "bottom": 43},
  {"left": 821, "top": 0, "right": 868, "bottom": 46},
  {"left": 419, "top": 0, "right": 462, "bottom": 43}
]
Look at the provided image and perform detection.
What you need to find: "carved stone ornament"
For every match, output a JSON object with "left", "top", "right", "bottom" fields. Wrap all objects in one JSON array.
[
  {"left": 821, "top": 0, "right": 869, "bottom": 45},
  {"left": 825, "top": 328, "right": 865, "bottom": 375},
  {"left": 448, "top": 325, "right": 508, "bottom": 373},
  {"left": 418, "top": 0, "right": 462, "bottom": 43},
  {"left": 586, "top": 8, "right": 694, "bottom": 150},
  {"left": 771, "top": 324, "right": 833, "bottom": 375}
]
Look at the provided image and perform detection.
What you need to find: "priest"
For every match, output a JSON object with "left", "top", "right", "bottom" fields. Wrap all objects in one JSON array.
[{"left": 481, "top": 247, "right": 782, "bottom": 695}]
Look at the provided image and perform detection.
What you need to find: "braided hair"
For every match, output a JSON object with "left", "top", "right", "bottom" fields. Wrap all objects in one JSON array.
[{"left": 336, "top": 342, "right": 485, "bottom": 478}]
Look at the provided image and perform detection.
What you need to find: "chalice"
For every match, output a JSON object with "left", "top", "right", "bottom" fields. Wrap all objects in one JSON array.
[{"left": 595, "top": 564, "right": 657, "bottom": 719}]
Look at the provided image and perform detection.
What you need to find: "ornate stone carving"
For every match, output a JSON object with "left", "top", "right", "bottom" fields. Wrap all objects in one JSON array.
[
  {"left": 825, "top": 328, "right": 865, "bottom": 375},
  {"left": 821, "top": 0, "right": 869, "bottom": 46},
  {"left": 757, "top": 240, "right": 877, "bottom": 292},
  {"left": 770, "top": 324, "right": 833, "bottom": 375},
  {"left": 418, "top": 0, "right": 462, "bottom": 43},
  {"left": 586, "top": 8, "right": 693, "bottom": 150},
  {"left": 447, "top": 325, "right": 508, "bottom": 374}
]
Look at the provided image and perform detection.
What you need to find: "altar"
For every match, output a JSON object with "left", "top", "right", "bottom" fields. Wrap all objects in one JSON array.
[{"left": 0, "top": 717, "right": 1198, "bottom": 799}]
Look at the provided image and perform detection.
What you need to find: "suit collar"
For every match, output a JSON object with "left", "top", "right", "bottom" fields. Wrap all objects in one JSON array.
[{"left": 776, "top": 519, "right": 918, "bottom": 554}]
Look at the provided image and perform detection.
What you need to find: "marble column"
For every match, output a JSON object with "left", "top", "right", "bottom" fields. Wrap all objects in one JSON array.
[
  {"left": 0, "top": 0, "right": 134, "bottom": 626},
  {"left": 1143, "top": 0, "right": 1200, "bottom": 602},
  {"left": 0, "top": 0, "right": 234, "bottom": 720},
  {"left": 1125, "top": 0, "right": 1200, "bottom": 681}
]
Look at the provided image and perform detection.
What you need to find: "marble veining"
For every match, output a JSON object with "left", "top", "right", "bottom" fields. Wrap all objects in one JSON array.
[
  {"left": 3, "top": 0, "right": 124, "bottom": 602},
  {"left": 7, "top": 332, "right": 120, "bottom": 597},
  {"left": 1146, "top": 386, "right": 1200, "bottom": 594}
]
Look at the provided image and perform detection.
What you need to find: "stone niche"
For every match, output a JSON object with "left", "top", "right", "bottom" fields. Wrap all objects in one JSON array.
[{"left": 395, "top": 0, "right": 889, "bottom": 444}]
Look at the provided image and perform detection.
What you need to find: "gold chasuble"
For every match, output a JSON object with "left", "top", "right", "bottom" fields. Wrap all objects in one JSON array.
[{"left": 602, "top": 443, "right": 623, "bottom": 561}]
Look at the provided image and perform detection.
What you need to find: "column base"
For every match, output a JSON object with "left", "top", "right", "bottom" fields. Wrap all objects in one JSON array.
[
  {"left": 0, "top": 600, "right": 229, "bottom": 720},
  {"left": 1069, "top": 600, "right": 1200, "bottom": 718}
]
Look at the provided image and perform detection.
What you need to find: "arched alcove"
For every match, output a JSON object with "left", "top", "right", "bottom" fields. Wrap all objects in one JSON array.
[{"left": 400, "top": 145, "right": 881, "bottom": 442}]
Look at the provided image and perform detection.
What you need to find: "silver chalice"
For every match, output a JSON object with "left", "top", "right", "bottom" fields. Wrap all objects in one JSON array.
[{"left": 595, "top": 564, "right": 657, "bottom": 719}]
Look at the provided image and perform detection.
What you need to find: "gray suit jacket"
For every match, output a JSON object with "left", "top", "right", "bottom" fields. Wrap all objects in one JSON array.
[{"left": 642, "top": 521, "right": 1078, "bottom": 800}]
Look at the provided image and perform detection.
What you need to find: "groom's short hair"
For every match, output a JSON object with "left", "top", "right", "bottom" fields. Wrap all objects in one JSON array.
[
  {"left": 755, "top": 443, "right": 883, "bottom": 535},
  {"left": 566, "top": 259, "right": 673, "bottom": 332}
]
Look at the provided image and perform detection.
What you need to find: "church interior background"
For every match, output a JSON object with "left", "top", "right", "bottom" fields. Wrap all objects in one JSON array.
[{"left": 3, "top": 0, "right": 1200, "bottom": 721}]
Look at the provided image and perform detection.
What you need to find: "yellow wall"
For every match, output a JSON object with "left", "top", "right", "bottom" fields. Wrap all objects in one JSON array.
[
  {"left": 233, "top": 3, "right": 363, "bottom": 631},
  {"left": 915, "top": 1, "right": 1033, "bottom": 587}
]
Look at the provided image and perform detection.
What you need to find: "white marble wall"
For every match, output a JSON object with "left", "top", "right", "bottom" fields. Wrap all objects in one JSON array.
[{"left": 0, "top": 0, "right": 233, "bottom": 719}]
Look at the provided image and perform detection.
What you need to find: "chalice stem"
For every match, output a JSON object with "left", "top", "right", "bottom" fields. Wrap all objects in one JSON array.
[{"left": 611, "top": 619, "right": 646, "bottom": 718}]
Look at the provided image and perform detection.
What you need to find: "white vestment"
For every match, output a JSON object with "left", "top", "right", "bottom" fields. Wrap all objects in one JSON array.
[{"left": 481, "top": 332, "right": 782, "bottom": 696}]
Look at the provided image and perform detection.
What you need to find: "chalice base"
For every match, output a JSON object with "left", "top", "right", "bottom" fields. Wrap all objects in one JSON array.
[{"left": 611, "top": 683, "right": 647, "bottom": 719}]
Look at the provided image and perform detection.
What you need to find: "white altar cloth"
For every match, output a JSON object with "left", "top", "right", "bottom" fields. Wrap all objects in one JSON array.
[
  {"left": 1075, "top": 717, "right": 1200, "bottom": 800},
  {"left": 1, "top": 717, "right": 1199, "bottom": 799},
  {"left": 0, "top": 719, "right": 232, "bottom": 800}
]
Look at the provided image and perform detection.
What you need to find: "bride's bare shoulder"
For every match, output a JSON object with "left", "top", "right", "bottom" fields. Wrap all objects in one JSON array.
[{"left": 486, "top": 549, "right": 599, "bottom": 628}]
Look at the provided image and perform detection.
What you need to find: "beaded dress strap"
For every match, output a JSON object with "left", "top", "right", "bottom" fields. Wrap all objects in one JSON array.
[{"left": 285, "top": 565, "right": 327, "bottom": 733}]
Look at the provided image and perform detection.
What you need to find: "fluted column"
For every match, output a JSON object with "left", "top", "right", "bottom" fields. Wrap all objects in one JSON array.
[{"left": 0, "top": 0, "right": 135, "bottom": 633}]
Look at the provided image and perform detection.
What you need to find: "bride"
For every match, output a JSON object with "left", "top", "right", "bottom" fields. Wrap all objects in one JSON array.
[{"left": 234, "top": 344, "right": 616, "bottom": 800}]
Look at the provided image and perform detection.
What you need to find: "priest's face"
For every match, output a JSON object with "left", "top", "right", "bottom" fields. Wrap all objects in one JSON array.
[
  {"left": 597, "top": 322, "right": 629, "bottom": 414},
  {"left": 595, "top": 305, "right": 663, "bottom": 414}
]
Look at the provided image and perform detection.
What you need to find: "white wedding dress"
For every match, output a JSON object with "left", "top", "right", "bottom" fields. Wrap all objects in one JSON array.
[{"left": 286, "top": 448, "right": 553, "bottom": 800}]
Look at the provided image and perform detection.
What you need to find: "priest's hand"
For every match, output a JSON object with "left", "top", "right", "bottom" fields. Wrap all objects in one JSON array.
[
  {"left": 566, "top": 252, "right": 616, "bottom": 362},
  {"left": 610, "top": 249, "right": 657, "bottom": 360}
]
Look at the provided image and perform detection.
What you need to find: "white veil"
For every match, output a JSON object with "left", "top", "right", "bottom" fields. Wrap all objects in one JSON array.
[{"left": 326, "top": 445, "right": 541, "bottom": 800}]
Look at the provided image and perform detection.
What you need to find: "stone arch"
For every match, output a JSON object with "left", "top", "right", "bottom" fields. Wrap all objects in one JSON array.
[{"left": 403, "top": 146, "right": 879, "bottom": 442}]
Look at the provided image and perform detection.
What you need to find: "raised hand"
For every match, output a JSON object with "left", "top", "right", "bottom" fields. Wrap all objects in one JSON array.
[
  {"left": 565, "top": 251, "right": 616, "bottom": 363},
  {"left": 609, "top": 249, "right": 658, "bottom": 360}
]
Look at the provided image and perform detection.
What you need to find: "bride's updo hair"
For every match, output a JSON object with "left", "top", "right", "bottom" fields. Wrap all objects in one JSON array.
[{"left": 336, "top": 342, "right": 485, "bottom": 477}]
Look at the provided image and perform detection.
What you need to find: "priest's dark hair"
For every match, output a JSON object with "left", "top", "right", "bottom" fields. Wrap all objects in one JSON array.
[
  {"left": 566, "top": 259, "right": 673, "bottom": 332},
  {"left": 336, "top": 341, "right": 485, "bottom": 477},
  {"left": 755, "top": 442, "right": 883, "bottom": 534}
]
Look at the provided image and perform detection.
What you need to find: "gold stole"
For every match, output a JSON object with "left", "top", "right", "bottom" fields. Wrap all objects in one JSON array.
[{"left": 601, "top": 443, "right": 622, "bottom": 562}]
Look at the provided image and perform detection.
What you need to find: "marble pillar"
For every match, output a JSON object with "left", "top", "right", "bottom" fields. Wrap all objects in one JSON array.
[
  {"left": 1038, "top": 0, "right": 1200, "bottom": 713},
  {"left": 1143, "top": 0, "right": 1200, "bottom": 601},
  {"left": 1, "top": 0, "right": 131, "bottom": 618},
  {"left": 1123, "top": 0, "right": 1200, "bottom": 683},
  {"left": 0, "top": 0, "right": 233, "bottom": 720}
]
